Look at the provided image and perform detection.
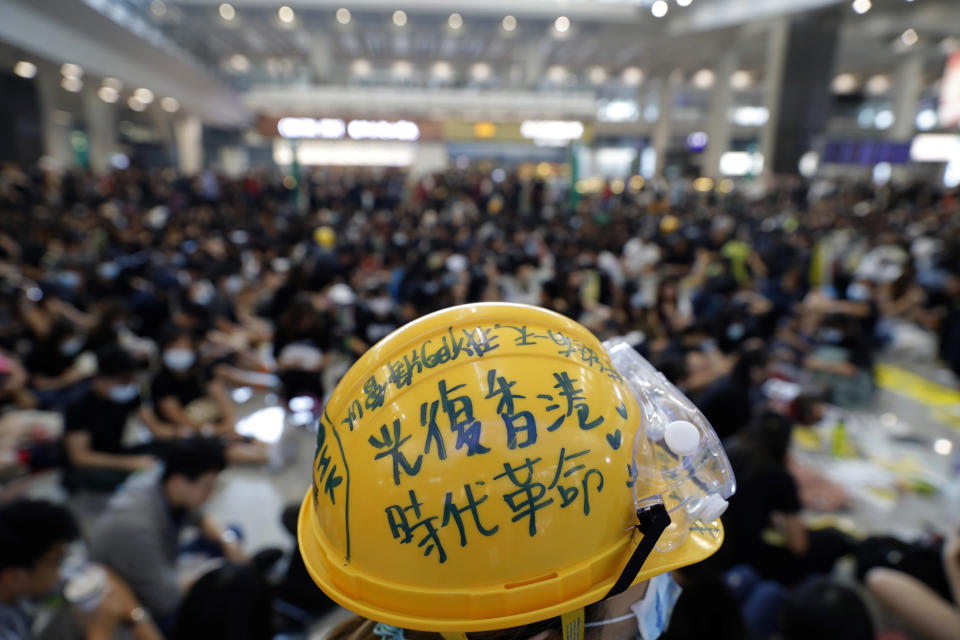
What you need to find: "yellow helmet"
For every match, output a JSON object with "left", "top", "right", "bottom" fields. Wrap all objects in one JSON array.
[
  {"left": 314, "top": 226, "right": 336, "bottom": 249},
  {"left": 659, "top": 215, "right": 680, "bottom": 235},
  {"left": 298, "top": 303, "right": 734, "bottom": 633}
]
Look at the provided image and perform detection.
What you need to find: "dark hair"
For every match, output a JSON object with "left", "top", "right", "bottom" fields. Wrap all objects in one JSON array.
[
  {"left": 173, "top": 564, "right": 273, "bottom": 640},
  {"left": 781, "top": 577, "right": 874, "bottom": 640},
  {"left": 158, "top": 325, "right": 194, "bottom": 351},
  {"left": 161, "top": 437, "right": 227, "bottom": 482},
  {"left": 0, "top": 500, "right": 79, "bottom": 572},
  {"left": 96, "top": 344, "right": 140, "bottom": 378}
]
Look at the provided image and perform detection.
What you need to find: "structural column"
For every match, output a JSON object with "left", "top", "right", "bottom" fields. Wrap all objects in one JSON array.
[
  {"left": 759, "top": 18, "right": 789, "bottom": 176},
  {"left": 651, "top": 75, "right": 672, "bottom": 178},
  {"left": 35, "top": 71, "right": 73, "bottom": 170},
  {"left": 769, "top": 6, "right": 841, "bottom": 174},
  {"left": 702, "top": 49, "right": 739, "bottom": 180},
  {"left": 890, "top": 52, "right": 923, "bottom": 140},
  {"left": 173, "top": 115, "right": 203, "bottom": 175},
  {"left": 81, "top": 87, "right": 117, "bottom": 174}
]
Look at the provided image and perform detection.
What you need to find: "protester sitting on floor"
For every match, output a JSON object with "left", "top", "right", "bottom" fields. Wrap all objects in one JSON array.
[
  {"left": 89, "top": 437, "right": 245, "bottom": 635},
  {"left": 715, "top": 410, "right": 855, "bottom": 584},
  {"left": 151, "top": 327, "right": 268, "bottom": 465},
  {"left": 0, "top": 499, "right": 162, "bottom": 640},
  {"left": 61, "top": 345, "right": 168, "bottom": 492}
]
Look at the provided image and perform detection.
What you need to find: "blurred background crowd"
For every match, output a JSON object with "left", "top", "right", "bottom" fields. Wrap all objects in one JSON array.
[{"left": 1, "top": 163, "right": 958, "bottom": 639}]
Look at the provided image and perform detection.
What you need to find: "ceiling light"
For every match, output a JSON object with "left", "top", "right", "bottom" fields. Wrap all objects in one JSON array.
[
  {"left": 97, "top": 86, "right": 119, "bottom": 103},
  {"left": 392, "top": 60, "right": 412, "bottom": 78},
  {"left": 103, "top": 77, "right": 123, "bottom": 91},
  {"left": 13, "top": 61, "right": 37, "bottom": 79},
  {"left": 502, "top": 15, "right": 517, "bottom": 32},
  {"left": 150, "top": 0, "right": 167, "bottom": 17},
  {"left": 692, "top": 68, "right": 715, "bottom": 89},
  {"left": 161, "top": 97, "right": 180, "bottom": 113},
  {"left": 134, "top": 88, "right": 154, "bottom": 104},
  {"left": 448, "top": 13, "right": 463, "bottom": 30},
  {"left": 651, "top": 0, "right": 669, "bottom": 18},
  {"left": 901, "top": 28, "right": 919, "bottom": 47},
  {"left": 432, "top": 61, "right": 454, "bottom": 80},
  {"left": 336, "top": 8, "right": 351, "bottom": 24},
  {"left": 471, "top": 62, "right": 492, "bottom": 81},
  {"left": 128, "top": 96, "right": 146, "bottom": 111},
  {"left": 915, "top": 109, "right": 938, "bottom": 131},
  {"left": 866, "top": 74, "right": 891, "bottom": 95},
  {"left": 392, "top": 10, "right": 407, "bottom": 27},
  {"left": 852, "top": 0, "right": 871, "bottom": 14},
  {"left": 61, "top": 63, "right": 83, "bottom": 79},
  {"left": 832, "top": 73, "right": 858, "bottom": 93},
  {"left": 218, "top": 3, "right": 236, "bottom": 21},
  {"left": 278, "top": 6, "right": 295, "bottom": 24},
  {"left": 621, "top": 66, "right": 643, "bottom": 85},
  {"left": 934, "top": 438, "right": 953, "bottom": 456},
  {"left": 60, "top": 77, "right": 83, "bottom": 92},
  {"left": 588, "top": 66, "right": 607, "bottom": 84},
  {"left": 351, "top": 59, "right": 372, "bottom": 76},
  {"left": 874, "top": 109, "right": 895, "bottom": 130},
  {"left": 554, "top": 16, "right": 570, "bottom": 33},
  {"left": 229, "top": 53, "right": 250, "bottom": 72},
  {"left": 547, "top": 65, "right": 567, "bottom": 83},
  {"left": 677, "top": 0, "right": 693, "bottom": 6},
  {"left": 730, "top": 70, "right": 752, "bottom": 89}
]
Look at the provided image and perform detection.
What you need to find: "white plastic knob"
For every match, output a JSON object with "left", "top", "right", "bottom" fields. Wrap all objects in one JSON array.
[
  {"left": 697, "top": 494, "right": 729, "bottom": 523},
  {"left": 664, "top": 420, "right": 701, "bottom": 457}
]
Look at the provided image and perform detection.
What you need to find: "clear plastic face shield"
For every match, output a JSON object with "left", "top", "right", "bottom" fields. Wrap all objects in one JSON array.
[{"left": 604, "top": 338, "right": 736, "bottom": 553}]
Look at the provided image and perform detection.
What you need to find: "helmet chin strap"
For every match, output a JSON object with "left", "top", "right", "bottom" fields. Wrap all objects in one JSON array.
[
  {"left": 441, "top": 504, "right": 671, "bottom": 640},
  {"left": 603, "top": 503, "right": 671, "bottom": 600}
]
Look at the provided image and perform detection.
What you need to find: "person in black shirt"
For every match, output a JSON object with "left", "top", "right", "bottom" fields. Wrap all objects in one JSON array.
[
  {"left": 151, "top": 328, "right": 267, "bottom": 465},
  {"left": 694, "top": 342, "right": 768, "bottom": 441},
  {"left": 62, "top": 345, "right": 167, "bottom": 492},
  {"left": 24, "top": 320, "right": 91, "bottom": 410},
  {"left": 718, "top": 411, "right": 854, "bottom": 584}
]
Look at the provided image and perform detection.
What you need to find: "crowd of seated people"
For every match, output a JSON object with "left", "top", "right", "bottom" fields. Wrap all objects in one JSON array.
[{"left": 0, "top": 161, "right": 958, "bottom": 639}]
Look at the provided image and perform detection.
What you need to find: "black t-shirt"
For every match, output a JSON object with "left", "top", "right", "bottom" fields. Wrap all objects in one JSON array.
[
  {"left": 353, "top": 307, "right": 401, "bottom": 347},
  {"left": 24, "top": 340, "right": 76, "bottom": 378},
  {"left": 151, "top": 367, "right": 205, "bottom": 411},
  {"left": 64, "top": 388, "right": 141, "bottom": 455},
  {"left": 719, "top": 459, "right": 801, "bottom": 568}
]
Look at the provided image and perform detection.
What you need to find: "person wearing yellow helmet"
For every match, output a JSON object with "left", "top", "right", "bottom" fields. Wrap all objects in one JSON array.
[{"left": 298, "top": 303, "right": 735, "bottom": 640}]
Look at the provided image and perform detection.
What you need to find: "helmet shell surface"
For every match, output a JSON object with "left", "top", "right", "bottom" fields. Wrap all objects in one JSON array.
[{"left": 298, "top": 303, "right": 723, "bottom": 631}]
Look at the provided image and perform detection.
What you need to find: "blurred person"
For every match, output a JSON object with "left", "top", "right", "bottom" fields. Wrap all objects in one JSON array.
[
  {"left": 89, "top": 437, "right": 244, "bottom": 633},
  {"left": 62, "top": 345, "right": 163, "bottom": 492},
  {"left": 781, "top": 577, "right": 874, "bottom": 640},
  {"left": 0, "top": 499, "right": 162, "bottom": 640},
  {"left": 151, "top": 328, "right": 268, "bottom": 464},
  {"left": 865, "top": 530, "right": 960, "bottom": 640},
  {"left": 717, "top": 411, "right": 856, "bottom": 584},
  {"left": 273, "top": 293, "right": 334, "bottom": 400},
  {"left": 22, "top": 320, "right": 92, "bottom": 410},
  {"left": 694, "top": 341, "right": 769, "bottom": 441}
]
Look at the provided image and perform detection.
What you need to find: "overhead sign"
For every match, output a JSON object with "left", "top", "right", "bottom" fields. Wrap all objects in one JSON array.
[
  {"left": 277, "top": 117, "right": 420, "bottom": 141},
  {"left": 519, "top": 120, "right": 584, "bottom": 146},
  {"left": 909, "top": 134, "right": 960, "bottom": 163}
]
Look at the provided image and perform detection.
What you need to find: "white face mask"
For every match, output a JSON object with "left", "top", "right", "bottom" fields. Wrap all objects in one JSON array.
[
  {"left": 163, "top": 348, "right": 196, "bottom": 372},
  {"left": 584, "top": 572, "right": 683, "bottom": 640},
  {"left": 107, "top": 383, "right": 139, "bottom": 404},
  {"left": 60, "top": 338, "right": 84, "bottom": 357},
  {"left": 368, "top": 297, "right": 393, "bottom": 316}
]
